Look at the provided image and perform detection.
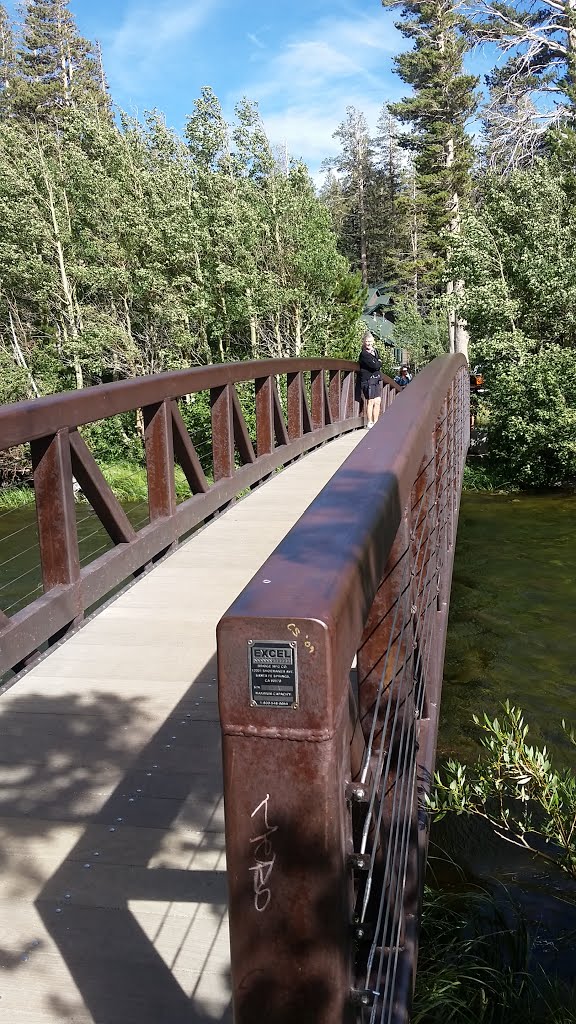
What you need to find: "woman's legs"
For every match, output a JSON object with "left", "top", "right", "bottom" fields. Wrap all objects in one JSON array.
[
  {"left": 363, "top": 387, "right": 382, "bottom": 427},
  {"left": 362, "top": 389, "right": 371, "bottom": 426},
  {"left": 365, "top": 396, "right": 381, "bottom": 426}
]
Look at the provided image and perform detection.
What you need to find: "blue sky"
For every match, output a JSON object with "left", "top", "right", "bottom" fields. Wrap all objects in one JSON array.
[{"left": 7, "top": 0, "right": 496, "bottom": 178}]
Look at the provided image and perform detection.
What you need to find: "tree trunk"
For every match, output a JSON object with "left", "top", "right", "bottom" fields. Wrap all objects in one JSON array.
[
  {"left": 293, "top": 303, "right": 302, "bottom": 356},
  {"left": 219, "top": 294, "right": 227, "bottom": 363},
  {"left": 445, "top": 137, "right": 469, "bottom": 361},
  {"left": 274, "top": 313, "right": 283, "bottom": 358},
  {"left": 410, "top": 166, "right": 419, "bottom": 306},
  {"left": 37, "top": 135, "right": 85, "bottom": 384},
  {"left": 358, "top": 165, "right": 368, "bottom": 286},
  {"left": 246, "top": 288, "right": 258, "bottom": 358},
  {"left": 567, "top": 0, "right": 576, "bottom": 54},
  {"left": 270, "top": 174, "right": 287, "bottom": 288},
  {"left": 8, "top": 306, "right": 39, "bottom": 396}
]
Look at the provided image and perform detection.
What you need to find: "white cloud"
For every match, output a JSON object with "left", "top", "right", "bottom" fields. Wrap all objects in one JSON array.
[
  {"left": 247, "top": 31, "right": 266, "bottom": 50},
  {"left": 105, "top": 0, "right": 219, "bottom": 94},
  {"left": 233, "top": 10, "right": 405, "bottom": 175},
  {"left": 262, "top": 98, "right": 385, "bottom": 165}
]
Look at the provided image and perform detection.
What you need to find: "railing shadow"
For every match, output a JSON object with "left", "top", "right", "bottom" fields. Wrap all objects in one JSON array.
[{"left": 0, "top": 655, "right": 232, "bottom": 1023}]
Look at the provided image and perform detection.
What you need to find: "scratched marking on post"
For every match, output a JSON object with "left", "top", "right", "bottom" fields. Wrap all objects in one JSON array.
[{"left": 249, "top": 794, "right": 278, "bottom": 912}]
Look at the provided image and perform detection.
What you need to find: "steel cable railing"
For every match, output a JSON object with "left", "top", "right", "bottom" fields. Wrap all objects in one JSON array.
[
  {"left": 217, "top": 355, "right": 469, "bottom": 1024},
  {"left": 357, "top": 433, "right": 454, "bottom": 1023}
]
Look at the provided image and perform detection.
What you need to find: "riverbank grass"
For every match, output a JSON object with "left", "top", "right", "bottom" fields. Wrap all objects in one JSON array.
[
  {"left": 414, "top": 880, "right": 576, "bottom": 1023},
  {"left": 0, "top": 462, "right": 195, "bottom": 510}
]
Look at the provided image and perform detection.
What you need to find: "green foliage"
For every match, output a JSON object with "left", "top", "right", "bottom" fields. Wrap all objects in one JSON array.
[
  {"left": 321, "top": 104, "right": 419, "bottom": 298},
  {"left": 428, "top": 703, "right": 576, "bottom": 879},
  {"left": 450, "top": 164, "right": 576, "bottom": 487},
  {"left": 98, "top": 463, "right": 192, "bottom": 504},
  {"left": 384, "top": 0, "right": 479, "bottom": 286},
  {"left": 323, "top": 272, "right": 367, "bottom": 360},
  {"left": 81, "top": 416, "right": 144, "bottom": 466},
  {"left": 0, "top": 15, "right": 362, "bottom": 477},
  {"left": 12, "top": 0, "right": 109, "bottom": 120},
  {"left": 485, "top": 346, "right": 576, "bottom": 488},
  {"left": 0, "top": 484, "right": 35, "bottom": 509},
  {"left": 0, "top": 344, "right": 30, "bottom": 404},
  {"left": 462, "top": 463, "right": 503, "bottom": 491},
  {"left": 393, "top": 299, "right": 449, "bottom": 368},
  {"left": 414, "top": 881, "right": 576, "bottom": 1023},
  {"left": 452, "top": 167, "right": 576, "bottom": 349}
]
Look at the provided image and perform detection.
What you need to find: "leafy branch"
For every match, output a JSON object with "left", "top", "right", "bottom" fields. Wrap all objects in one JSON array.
[{"left": 427, "top": 702, "right": 576, "bottom": 878}]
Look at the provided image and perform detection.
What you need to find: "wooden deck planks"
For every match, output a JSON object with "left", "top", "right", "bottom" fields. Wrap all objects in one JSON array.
[{"left": 0, "top": 432, "right": 364, "bottom": 1024}]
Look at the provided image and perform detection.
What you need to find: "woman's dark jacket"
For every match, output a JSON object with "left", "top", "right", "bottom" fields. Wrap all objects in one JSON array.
[{"left": 358, "top": 349, "right": 382, "bottom": 382}]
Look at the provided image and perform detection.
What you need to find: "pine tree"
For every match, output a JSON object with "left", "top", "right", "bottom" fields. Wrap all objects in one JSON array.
[
  {"left": 370, "top": 105, "right": 415, "bottom": 292},
  {"left": 383, "top": 0, "right": 478, "bottom": 353},
  {"left": 15, "top": 0, "right": 109, "bottom": 120},
  {"left": 324, "top": 107, "right": 374, "bottom": 286}
]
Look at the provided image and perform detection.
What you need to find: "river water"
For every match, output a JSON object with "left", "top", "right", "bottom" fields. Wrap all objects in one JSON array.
[
  {"left": 434, "top": 490, "right": 576, "bottom": 985},
  {"left": 440, "top": 490, "right": 576, "bottom": 764},
  {"left": 0, "top": 499, "right": 149, "bottom": 618}
]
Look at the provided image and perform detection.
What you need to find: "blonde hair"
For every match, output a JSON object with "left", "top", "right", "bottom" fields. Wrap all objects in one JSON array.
[{"left": 362, "top": 331, "right": 374, "bottom": 347}]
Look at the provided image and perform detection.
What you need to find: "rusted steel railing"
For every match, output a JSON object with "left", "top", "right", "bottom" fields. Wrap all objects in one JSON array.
[
  {"left": 217, "top": 354, "right": 469, "bottom": 1024},
  {"left": 0, "top": 359, "right": 400, "bottom": 679}
]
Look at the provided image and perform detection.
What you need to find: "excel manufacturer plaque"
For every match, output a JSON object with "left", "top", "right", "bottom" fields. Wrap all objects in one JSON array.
[{"left": 248, "top": 640, "right": 298, "bottom": 708}]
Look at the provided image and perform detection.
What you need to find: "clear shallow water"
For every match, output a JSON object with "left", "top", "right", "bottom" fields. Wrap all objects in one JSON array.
[
  {"left": 439, "top": 491, "right": 576, "bottom": 764},
  {"left": 0, "top": 499, "right": 149, "bottom": 618},
  {"left": 434, "top": 491, "right": 576, "bottom": 979}
]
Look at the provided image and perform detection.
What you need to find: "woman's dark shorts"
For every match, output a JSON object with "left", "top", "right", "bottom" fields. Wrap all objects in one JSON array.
[{"left": 362, "top": 375, "right": 381, "bottom": 400}]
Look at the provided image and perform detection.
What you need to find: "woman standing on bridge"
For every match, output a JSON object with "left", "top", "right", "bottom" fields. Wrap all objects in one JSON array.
[{"left": 358, "top": 331, "right": 382, "bottom": 428}]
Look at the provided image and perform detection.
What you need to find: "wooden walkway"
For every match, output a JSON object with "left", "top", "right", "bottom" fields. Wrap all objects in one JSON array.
[{"left": 0, "top": 432, "right": 364, "bottom": 1024}]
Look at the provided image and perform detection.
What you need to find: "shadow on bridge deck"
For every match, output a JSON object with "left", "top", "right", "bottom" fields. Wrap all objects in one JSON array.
[{"left": 0, "top": 431, "right": 364, "bottom": 1024}]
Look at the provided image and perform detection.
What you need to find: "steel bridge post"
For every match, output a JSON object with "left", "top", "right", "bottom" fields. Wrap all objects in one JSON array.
[{"left": 217, "top": 615, "right": 356, "bottom": 1024}]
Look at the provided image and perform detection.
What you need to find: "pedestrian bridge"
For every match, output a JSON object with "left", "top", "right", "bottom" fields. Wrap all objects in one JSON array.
[{"left": 0, "top": 356, "right": 469, "bottom": 1024}]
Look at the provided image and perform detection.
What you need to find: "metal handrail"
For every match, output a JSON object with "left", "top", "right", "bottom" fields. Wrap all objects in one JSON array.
[
  {"left": 217, "top": 354, "right": 469, "bottom": 1024},
  {"left": 1, "top": 358, "right": 399, "bottom": 679}
]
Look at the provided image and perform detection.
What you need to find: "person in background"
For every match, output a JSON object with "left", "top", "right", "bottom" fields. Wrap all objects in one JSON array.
[
  {"left": 358, "top": 331, "right": 382, "bottom": 429},
  {"left": 394, "top": 365, "right": 412, "bottom": 389}
]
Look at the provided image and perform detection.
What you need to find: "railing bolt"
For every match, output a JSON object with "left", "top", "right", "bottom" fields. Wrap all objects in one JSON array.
[
  {"left": 346, "top": 782, "right": 368, "bottom": 802},
  {"left": 350, "top": 989, "right": 377, "bottom": 1008},
  {"left": 347, "top": 852, "right": 371, "bottom": 871},
  {"left": 353, "top": 921, "right": 374, "bottom": 941}
]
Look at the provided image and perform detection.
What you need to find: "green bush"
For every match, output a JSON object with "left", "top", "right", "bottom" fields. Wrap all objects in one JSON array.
[
  {"left": 483, "top": 345, "right": 576, "bottom": 488},
  {"left": 427, "top": 703, "right": 576, "bottom": 879}
]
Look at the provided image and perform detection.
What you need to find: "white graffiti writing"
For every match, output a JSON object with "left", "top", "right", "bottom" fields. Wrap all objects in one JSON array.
[{"left": 249, "top": 793, "right": 278, "bottom": 912}]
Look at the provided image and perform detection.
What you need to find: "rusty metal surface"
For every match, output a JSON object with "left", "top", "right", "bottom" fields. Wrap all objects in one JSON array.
[
  {"left": 70, "top": 430, "right": 137, "bottom": 544},
  {"left": 217, "top": 354, "right": 469, "bottom": 1024},
  {"left": 0, "top": 358, "right": 362, "bottom": 449},
  {"left": 143, "top": 400, "right": 177, "bottom": 521},
  {"left": 0, "top": 360, "right": 364, "bottom": 677},
  {"left": 31, "top": 431, "right": 81, "bottom": 594}
]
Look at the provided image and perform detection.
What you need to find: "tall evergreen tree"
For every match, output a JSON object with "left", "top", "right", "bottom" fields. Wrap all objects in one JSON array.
[
  {"left": 15, "top": 0, "right": 108, "bottom": 119},
  {"left": 324, "top": 107, "right": 373, "bottom": 286},
  {"left": 383, "top": 0, "right": 478, "bottom": 353},
  {"left": 370, "top": 105, "right": 415, "bottom": 292}
]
